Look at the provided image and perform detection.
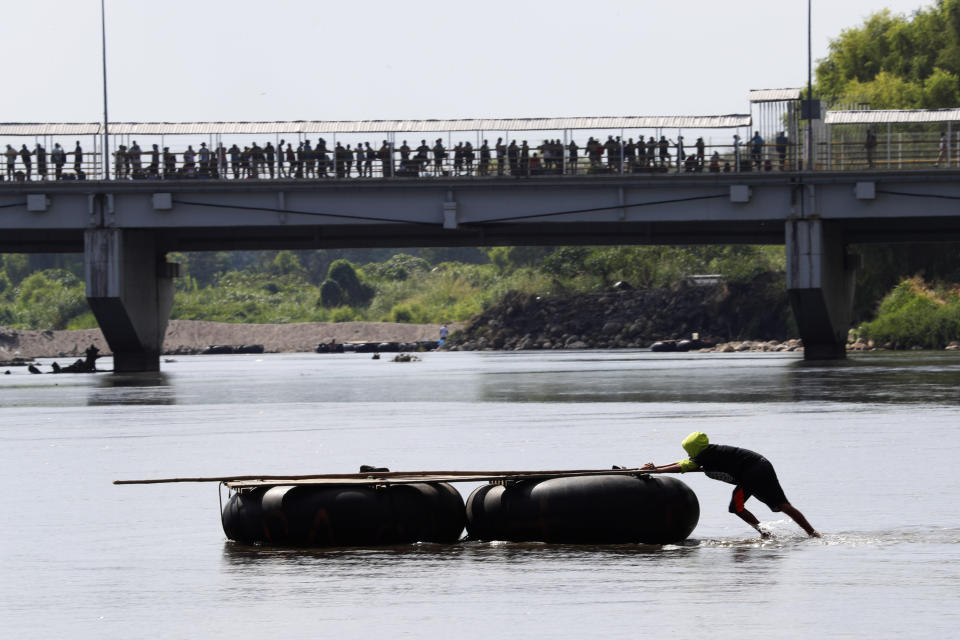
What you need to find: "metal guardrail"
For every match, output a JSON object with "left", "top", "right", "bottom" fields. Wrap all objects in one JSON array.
[{"left": 2, "top": 137, "right": 955, "bottom": 183}]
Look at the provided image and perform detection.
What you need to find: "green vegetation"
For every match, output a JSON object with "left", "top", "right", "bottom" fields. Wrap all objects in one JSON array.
[
  {"left": 0, "top": 246, "right": 786, "bottom": 330},
  {"left": 0, "top": 255, "right": 89, "bottom": 329},
  {"left": 817, "top": 1, "right": 960, "bottom": 108},
  {"left": 3, "top": 243, "right": 958, "bottom": 350},
  {"left": 857, "top": 278, "right": 960, "bottom": 348}
]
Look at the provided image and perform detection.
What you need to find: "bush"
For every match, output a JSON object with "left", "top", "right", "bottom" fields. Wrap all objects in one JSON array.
[
  {"left": 389, "top": 302, "right": 427, "bottom": 324},
  {"left": 330, "top": 306, "right": 359, "bottom": 322},
  {"left": 327, "top": 259, "right": 374, "bottom": 305},
  {"left": 319, "top": 279, "right": 344, "bottom": 307},
  {"left": 858, "top": 278, "right": 960, "bottom": 348},
  {"left": 10, "top": 270, "right": 89, "bottom": 329},
  {"left": 363, "top": 254, "right": 431, "bottom": 282},
  {"left": 0, "top": 270, "right": 12, "bottom": 301}
]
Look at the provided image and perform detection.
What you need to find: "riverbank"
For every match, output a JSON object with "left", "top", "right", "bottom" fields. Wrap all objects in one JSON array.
[
  {"left": 443, "top": 278, "right": 793, "bottom": 351},
  {"left": 0, "top": 319, "right": 456, "bottom": 361}
]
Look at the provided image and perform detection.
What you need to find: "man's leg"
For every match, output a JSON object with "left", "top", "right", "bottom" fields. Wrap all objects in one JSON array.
[
  {"left": 734, "top": 507, "right": 769, "bottom": 538},
  {"left": 729, "top": 487, "right": 768, "bottom": 538},
  {"left": 778, "top": 503, "right": 821, "bottom": 538}
]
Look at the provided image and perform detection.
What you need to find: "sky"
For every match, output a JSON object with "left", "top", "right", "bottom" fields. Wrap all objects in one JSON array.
[{"left": 0, "top": 0, "right": 936, "bottom": 124}]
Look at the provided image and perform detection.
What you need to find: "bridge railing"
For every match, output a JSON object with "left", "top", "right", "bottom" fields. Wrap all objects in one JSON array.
[
  {"left": 2, "top": 150, "right": 101, "bottom": 183},
  {"left": 3, "top": 136, "right": 957, "bottom": 183},
  {"left": 2, "top": 141, "right": 811, "bottom": 182},
  {"left": 817, "top": 136, "right": 955, "bottom": 170}
]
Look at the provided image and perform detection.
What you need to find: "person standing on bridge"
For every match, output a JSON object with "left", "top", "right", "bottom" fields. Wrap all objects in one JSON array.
[
  {"left": 775, "top": 131, "right": 788, "bottom": 170},
  {"left": 289, "top": 142, "right": 301, "bottom": 178},
  {"left": 642, "top": 431, "right": 821, "bottom": 539},
  {"left": 301, "top": 140, "right": 314, "bottom": 178},
  {"left": 4, "top": 145, "right": 16, "bottom": 180},
  {"left": 479, "top": 140, "right": 490, "bottom": 176},
  {"left": 73, "top": 141, "right": 84, "bottom": 177},
  {"left": 35, "top": 143, "right": 47, "bottom": 180},
  {"left": 163, "top": 147, "right": 176, "bottom": 178},
  {"left": 317, "top": 139, "right": 329, "bottom": 177},
  {"left": 198, "top": 142, "right": 210, "bottom": 178},
  {"left": 344, "top": 144, "right": 354, "bottom": 178},
  {"left": 147, "top": 144, "right": 160, "bottom": 178},
  {"left": 364, "top": 142, "right": 375, "bottom": 178},
  {"left": 277, "top": 139, "right": 286, "bottom": 177},
  {"left": 265, "top": 142, "right": 276, "bottom": 179},
  {"left": 865, "top": 127, "right": 878, "bottom": 168},
  {"left": 52, "top": 143, "right": 66, "bottom": 180},
  {"left": 115, "top": 144, "right": 127, "bottom": 179},
  {"left": 129, "top": 141, "right": 142, "bottom": 177},
  {"left": 19, "top": 144, "right": 32, "bottom": 180},
  {"left": 433, "top": 139, "right": 446, "bottom": 175},
  {"left": 657, "top": 136, "right": 670, "bottom": 168},
  {"left": 749, "top": 131, "right": 764, "bottom": 170},
  {"left": 379, "top": 140, "right": 393, "bottom": 178},
  {"left": 936, "top": 131, "right": 948, "bottom": 167}
]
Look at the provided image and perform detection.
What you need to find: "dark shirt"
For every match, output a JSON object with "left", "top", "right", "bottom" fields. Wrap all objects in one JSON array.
[{"left": 689, "top": 444, "right": 766, "bottom": 481}]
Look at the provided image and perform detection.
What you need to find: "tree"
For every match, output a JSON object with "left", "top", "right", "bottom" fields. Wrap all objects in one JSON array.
[
  {"left": 817, "top": 2, "right": 960, "bottom": 109},
  {"left": 319, "top": 279, "right": 344, "bottom": 307},
  {"left": 2, "top": 254, "right": 31, "bottom": 285},
  {"left": 326, "top": 259, "right": 374, "bottom": 306},
  {"left": 269, "top": 250, "right": 307, "bottom": 278}
]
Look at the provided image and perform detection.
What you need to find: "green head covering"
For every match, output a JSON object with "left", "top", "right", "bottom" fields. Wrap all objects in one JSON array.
[{"left": 681, "top": 431, "right": 709, "bottom": 457}]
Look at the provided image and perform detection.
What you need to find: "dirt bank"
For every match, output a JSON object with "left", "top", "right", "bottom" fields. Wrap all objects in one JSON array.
[{"left": 0, "top": 319, "right": 457, "bottom": 360}]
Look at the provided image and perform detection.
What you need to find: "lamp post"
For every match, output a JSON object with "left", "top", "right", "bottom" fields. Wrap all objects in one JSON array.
[
  {"left": 101, "top": 0, "right": 109, "bottom": 180},
  {"left": 807, "top": 0, "right": 814, "bottom": 170}
]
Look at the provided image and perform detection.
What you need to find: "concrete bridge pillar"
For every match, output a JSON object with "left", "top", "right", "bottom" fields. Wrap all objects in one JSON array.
[
  {"left": 84, "top": 229, "right": 178, "bottom": 372},
  {"left": 786, "top": 219, "right": 857, "bottom": 360}
]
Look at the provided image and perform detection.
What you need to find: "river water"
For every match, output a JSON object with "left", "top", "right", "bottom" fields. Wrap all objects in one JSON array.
[{"left": 1, "top": 350, "right": 958, "bottom": 639}]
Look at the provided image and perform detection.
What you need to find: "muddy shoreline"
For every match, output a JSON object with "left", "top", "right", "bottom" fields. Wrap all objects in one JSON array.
[{"left": 0, "top": 319, "right": 456, "bottom": 361}]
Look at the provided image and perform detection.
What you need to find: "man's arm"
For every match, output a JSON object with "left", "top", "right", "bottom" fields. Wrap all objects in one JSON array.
[{"left": 641, "top": 462, "right": 683, "bottom": 473}]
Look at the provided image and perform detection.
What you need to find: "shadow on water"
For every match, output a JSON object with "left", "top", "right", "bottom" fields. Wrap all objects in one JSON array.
[
  {"left": 86, "top": 371, "right": 177, "bottom": 406},
  {"left": 219, "top": 525, "right": 958, "bottom": 572},
  {"left": 788, "top": 352, "right": 960, "bottom": 405},
  {"left": 219, "top": 538, "right": 704, "bottom": 572},
  {"left": 476, "top": 351, "right": 960, "bottom": 405}
]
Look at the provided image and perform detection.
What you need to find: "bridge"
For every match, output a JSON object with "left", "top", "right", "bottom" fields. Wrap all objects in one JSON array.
[{"left": 4, "top": 103, "right": 960, "bottom": 370}]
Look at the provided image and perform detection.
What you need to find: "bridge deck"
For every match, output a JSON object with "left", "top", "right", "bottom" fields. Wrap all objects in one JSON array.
[{"left": 5, "top": 169, "right": 960, "bottom": 253}]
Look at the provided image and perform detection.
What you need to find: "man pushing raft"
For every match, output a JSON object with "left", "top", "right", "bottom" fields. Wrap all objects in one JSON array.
[{"left": 643, "top": 432, "right": 821, "bottom": 538}]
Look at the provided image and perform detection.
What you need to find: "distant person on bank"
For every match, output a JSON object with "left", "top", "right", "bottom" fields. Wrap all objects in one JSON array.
[{"left": 642, "top": 431, "right": 821, "bottom": 538}]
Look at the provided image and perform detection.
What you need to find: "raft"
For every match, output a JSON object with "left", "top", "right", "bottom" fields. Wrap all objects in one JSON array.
[
  {"left": 465, "top": 474, "right": 699, "bottom": 544},
  {"left": 221, "top": 481, "right": 465, "bottom": 546},
  {"left": 118, "top": 467, "right": 701, "bottom": 547}
]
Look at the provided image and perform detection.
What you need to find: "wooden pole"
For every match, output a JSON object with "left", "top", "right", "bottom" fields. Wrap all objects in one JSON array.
[{"left": 114, "top": 467, "right": 698, "bottom": 485}]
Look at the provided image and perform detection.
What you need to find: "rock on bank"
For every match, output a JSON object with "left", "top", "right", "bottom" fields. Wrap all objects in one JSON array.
[
  {"left": 0, "top": 320, "right": 455, "bottom": 360},
  {"left": 445, "top": 277, "right": 792, "bottom": 351}
]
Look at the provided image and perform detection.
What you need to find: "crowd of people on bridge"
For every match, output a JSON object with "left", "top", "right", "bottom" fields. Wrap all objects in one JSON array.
[
  {"left": 3, "top": 131, "right": 799, "bottom": 182},
  {"left": 4, "top": 141, "right": 86, "bottom": 181}
]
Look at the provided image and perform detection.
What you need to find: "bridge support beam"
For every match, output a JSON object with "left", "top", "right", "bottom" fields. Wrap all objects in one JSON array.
[
  {"left": 84, "top": 229, "right": 177, "bottom": 372},
  {"left": 786, "top": 219, "right": 857, "bottom": 360}
]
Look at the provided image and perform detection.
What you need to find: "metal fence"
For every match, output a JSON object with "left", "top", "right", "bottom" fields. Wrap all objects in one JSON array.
[
  {"left": 2, "top": 137, "right": 809, "bottom": 182},
  {"left": 3, "top": 116, "right": 959, "bottom": 184}
]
